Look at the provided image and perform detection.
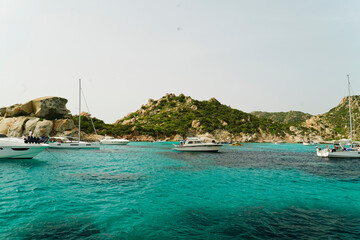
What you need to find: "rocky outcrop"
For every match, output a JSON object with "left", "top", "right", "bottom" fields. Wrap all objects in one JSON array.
[
  {"left": 0, "top": 118, "right": 16, "bottom": 135},
  {"left": 25, "top": 118, "right": 40, "bottom": 135},
  {"left": 33, "top": 120, "right": 53, "bottom": 136},
  {"left": 0, "top": 107, "right": 6, "bottom": 117},
  {"left": 53, "top": 119, "right": 76, "bottom": 132},
  {"left": 2, "top": 96, "right": 69, "bottom": 120},
  {"left": 191, "top": 120, "right": 200, "bottom": 128},
  {"left": 31, "top": 97, "right": 69, "bottom": 119},
  {"left": 7, "top": 117, "right": 27, "bottom": 137},
  {"left": 0, "top": 116, "right": 77, "bottom": 137},
  {"left": 0, "top": 96, "right": 75, "bottom": 137},
  {"left": 5, "top": 104, "right": 23, "bottom": 117}
]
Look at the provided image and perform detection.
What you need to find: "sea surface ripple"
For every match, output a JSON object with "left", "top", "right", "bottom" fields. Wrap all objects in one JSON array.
[{"left": 1, "top": 142, "right": 359, "bottom": 239}]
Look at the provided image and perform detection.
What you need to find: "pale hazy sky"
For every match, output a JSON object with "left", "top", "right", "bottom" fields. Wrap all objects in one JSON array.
[{"left": 1, "top": 0, "right": 360, "bottom": 123}]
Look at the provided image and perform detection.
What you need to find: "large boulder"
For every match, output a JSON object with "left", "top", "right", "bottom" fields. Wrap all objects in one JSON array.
[
  {"left": 2, "top": 96, "right": 70, "bottom": 119},
  {"left": 53, "top": 119, "right": 75, "bottom": 133},
  {"left": 0, "top": 118, "right": 15, "bottom": 134},
  {"left": 0, "top": 107, "right": 6, "bottom": 117},
  {"left": 24, "top": 117, "right": 40, "bottom": 135},
  {"left": 20, "top": 101, "right": 34, "bottom": 115},
  {"left": 32, "top": 96, "right": 69, "bottom": 119},
  {"left": 7, "top": 117, "right": 27, "bottom": 137},
  {"left": 33, "top": 120, "right": 53, "bottom": 137},
  {"left": 5, "top": 104, "right": 22, "bottom": 117},
  {"left": 191, "top": 120, "right": 201, "bottom": 128}
]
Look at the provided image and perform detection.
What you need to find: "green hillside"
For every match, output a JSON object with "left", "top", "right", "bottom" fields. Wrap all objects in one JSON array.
[
  {"left": 251, "top": 111, "right": 312, "bottom": 124},
  {"left": 76, "top": 94, "right": 296, "bottom": 138},
  {"left": 69, "top": 94, "right": 360, "bottom": 141},
  {"left": 314, "top": 95, "right": 360, "bottom": 139}
]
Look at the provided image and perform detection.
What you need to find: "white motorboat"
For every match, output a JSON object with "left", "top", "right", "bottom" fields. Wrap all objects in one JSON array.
[
  {"left": 174, "top": 137, "right": 222, "bottom": 152},
  {"left": 48, "top": 137, "right": 100, "bottom": 149},
  {"left": 303, "top": 141, "right": 317, "bottom": 146},
  {"left": 0, "top": 137, "right": 48, "bottom": 159},
  {"left": 100, "top": 137, "right": 130, "bottom": 145},
  {"left": 49, "top": 79, "right": 100, "bottom": 149},
  {"left": 316, "top": 75, "right": 360, "bottom": 158},
  {"left": 316, "top": 139, "right": 360, "bottom": 158}
]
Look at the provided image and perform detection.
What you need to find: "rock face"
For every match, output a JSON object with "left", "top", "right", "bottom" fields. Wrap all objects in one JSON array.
[
  {"left": 0, "top": 96, "right": 75, "bottom": 137},
  {"left": 25, "top": 118, "right": 40, "bottom": 135},
  {"left": 0, "top": 118, "right": 16, "bottom": 135},
  {"left": 0, "top": 107, "right": 6, "bottom": 116},
  {"left": 53, "top": 119, "right": 76, "bottom": 132},
  {"left": 5, "top": 104, "right": 23, "bottom": 117},
  {"left": 3, "top": 96, "right": 69, "bottom": 120},
  {"left": 33, "top": 120, "right": 53, "bottom": 136},
  {"left": 31, "top": 97, "right": 69, "bottom": 119},
  {"left": 0, "top": 116, "right": 76, "bottom": 137},
  {"left": 7, "top": 117, "right": 27, "bottom": 137}
]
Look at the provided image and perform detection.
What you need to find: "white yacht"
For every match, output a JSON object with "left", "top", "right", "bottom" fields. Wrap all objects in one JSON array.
[
  {"left": 100, "top": 137, "right": 130, "bottom": 145},
  {"left": 48, "top": 137, "right": 100, "bottom": 149},
  {"left": 0, "top": 136, "right": 48, "bottom": 159},
  {"left": 174, "top": 137, "right": 222, "bottom": 152},
  {"left": 316, "top": 75, "right": 360, "bottom": 158},
  {"left": 49, "top": 79, "right": 100, "bottom": 149}
]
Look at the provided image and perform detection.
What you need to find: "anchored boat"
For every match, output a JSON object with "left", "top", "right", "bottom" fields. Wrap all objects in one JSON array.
[
  {"left": 100, "top": 137, "right": 130, "bottom": 145},
  {"left": 0, "top": 136, "right": 48, "bottom": 159},
  {"left": 174, "top": 137, "right": 222, "bottom": 152},
  {"left": 48, "top": 136, "right": 100, "bottom": 149},
  {"left": 316, "top": 139, "right": 360, "bottom": 158}
]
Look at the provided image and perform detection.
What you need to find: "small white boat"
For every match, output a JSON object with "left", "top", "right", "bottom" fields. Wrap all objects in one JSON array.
[
  {"left": 0, "top": 137, "right": 48, "bottom": 159},
  {"left": 100, "top": 137, "right": 130, "bottom": 145},
  {"left": 174, "top": 137, "right": 222, "bottom": 152},
  {"left": 48, "top": 137, "right": 100, "bottom": 149},
  {"left": 316, "top": 139, "right": 360, "bottom": 158},
  {"left": 303, "top": 141, "right": 317, "bottom": 146}
]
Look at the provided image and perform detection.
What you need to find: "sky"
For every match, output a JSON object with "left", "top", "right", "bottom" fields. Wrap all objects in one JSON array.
[{"left": 1, "top": 0, "right": 360, "bottom": 123}]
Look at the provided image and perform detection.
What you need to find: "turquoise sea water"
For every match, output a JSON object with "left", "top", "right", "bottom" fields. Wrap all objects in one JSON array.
[{"left": 1, "top": 142, "right": 360, "bottom": 239}]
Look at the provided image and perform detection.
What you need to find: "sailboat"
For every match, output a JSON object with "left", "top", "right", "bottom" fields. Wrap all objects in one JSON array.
[
  {"left": 316, "top": 75, "right": 360, "bottom": 158},
  {"left": 48, "top": 79, "right": 100, "bottom": 149}
]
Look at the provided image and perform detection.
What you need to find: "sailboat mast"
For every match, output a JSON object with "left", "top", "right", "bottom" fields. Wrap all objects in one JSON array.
[
  {"left": 79, "top": 78, "right": 81, "bottom": 143},
  {"left": 348, "top": 74, "right": 353, "bottom": 141}
]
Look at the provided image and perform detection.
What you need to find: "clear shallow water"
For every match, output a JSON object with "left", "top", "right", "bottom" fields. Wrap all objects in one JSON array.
[{"left": 1, "top": 142, "right": 360, "bottom": 239}]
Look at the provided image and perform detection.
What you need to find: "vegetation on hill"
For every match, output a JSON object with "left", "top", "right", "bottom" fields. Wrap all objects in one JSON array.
[
  {"left": 75, "top": 94, "right": 297, "bottom": 138},
  {"left": 314, "top": 95, "right": 360, "bottom": 139},
  {"left": 74, "top": 94, "right": 360, "bottom": 141},
  {"left": 251, "top": 111, "right": 312, "bottom": 125}
]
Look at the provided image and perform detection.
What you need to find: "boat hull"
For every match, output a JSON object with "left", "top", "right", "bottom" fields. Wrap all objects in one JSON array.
[
  {"left": 49, "top": 142, "right": 100, "bottom": 149},
  {"left": 174, "top": 145, "right": 222, "bottom": 152},
  {"left": 100, "top": 140, "right": 129, "bottom": 145},
  {"left": 0, "top": 145, "right": 48, "bottom": 159},
  {"left": 316, "top": 148, "right": 360, "bottom": 158}
]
